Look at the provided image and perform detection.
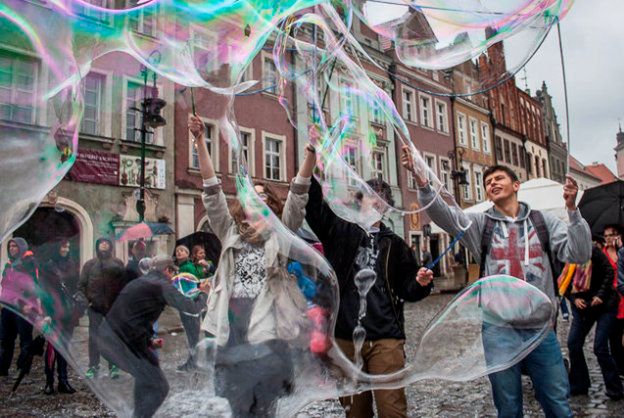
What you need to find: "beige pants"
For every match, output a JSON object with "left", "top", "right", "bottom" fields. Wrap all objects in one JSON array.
[{"left": 336, "top": 338, "right": 408, "bottom": 418}]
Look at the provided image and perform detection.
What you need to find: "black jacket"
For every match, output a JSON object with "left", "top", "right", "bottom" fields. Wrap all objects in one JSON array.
[
  {"left": 566, "top": 245, "right": 616, "bottom": 310},
  {"left": 305, "top": 177, "right": 431, "bottom": 340},
  {"left": 104, "top": 271, "right": 207, "bottom": 361}
]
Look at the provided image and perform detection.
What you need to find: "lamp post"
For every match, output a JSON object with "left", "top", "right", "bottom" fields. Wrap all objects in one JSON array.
[
  {"left": 132, "top": 65, "right": 167, "bottom": 222},
  {"left": 447, "top": 149, "right": 470, "bottom": 206}
]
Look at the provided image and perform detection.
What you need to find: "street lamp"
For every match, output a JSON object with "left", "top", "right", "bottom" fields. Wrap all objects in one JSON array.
[{"left": 131, "top": 65, "right": 167, "bottom": 222}]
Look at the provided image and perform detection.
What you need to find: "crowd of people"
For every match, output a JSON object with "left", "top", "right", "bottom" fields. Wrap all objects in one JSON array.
[{"left": 0, "top": 120, "right": 622, "bottom": 418}]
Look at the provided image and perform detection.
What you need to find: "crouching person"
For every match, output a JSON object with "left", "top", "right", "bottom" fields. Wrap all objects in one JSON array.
[{"left": 98, "top": 256, "right": 209, "bottom": 418}]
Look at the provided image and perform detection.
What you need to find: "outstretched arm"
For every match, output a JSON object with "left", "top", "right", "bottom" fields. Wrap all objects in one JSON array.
[
  {"left": 190, "top": 115, "right": 215, "bottom": 180},
  {"left": 282, "top": 144, "right": 316, "bottom": 231}
]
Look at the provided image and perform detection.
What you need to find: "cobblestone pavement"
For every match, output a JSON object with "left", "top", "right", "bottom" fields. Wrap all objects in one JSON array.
[{"left": 0, "top": 294, "right": 622, "bottom": 417}]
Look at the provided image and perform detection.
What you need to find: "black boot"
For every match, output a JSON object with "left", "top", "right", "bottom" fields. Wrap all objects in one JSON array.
[
  {"left": 43, "top": 377, "right": 55, "bottom": 395},
  {"left": 57, "top": 379, "right": 76, "bottom": 394}
]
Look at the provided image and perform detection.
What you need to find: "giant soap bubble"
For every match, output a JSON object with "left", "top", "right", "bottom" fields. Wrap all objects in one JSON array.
[{"left": 0, "top": 0, "right": 570, "bottom": 416}]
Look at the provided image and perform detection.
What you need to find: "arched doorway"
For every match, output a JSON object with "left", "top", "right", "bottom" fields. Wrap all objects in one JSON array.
[{"left": 12, "top": 207, "right": 81, "bottom": 266}]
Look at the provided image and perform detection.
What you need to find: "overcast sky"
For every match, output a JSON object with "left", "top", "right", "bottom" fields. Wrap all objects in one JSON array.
[{"left": 520, "top": 0, "right": 624, "bottom": 172}]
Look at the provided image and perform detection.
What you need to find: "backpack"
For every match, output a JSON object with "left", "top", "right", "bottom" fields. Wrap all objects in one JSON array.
[{"left": 478, "top": 210, "right": 564, "bottom": 291}]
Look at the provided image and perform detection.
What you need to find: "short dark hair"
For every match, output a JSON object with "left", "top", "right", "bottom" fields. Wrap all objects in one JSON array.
[
  {"left": 603, "top": 224, "right": 624, "bottom": 236},
  {"left": 483, "top": 165, "right": 519, "bottom": 184},
  {"left": 363, "top": 178, "right": 395, "bottom": 207}
]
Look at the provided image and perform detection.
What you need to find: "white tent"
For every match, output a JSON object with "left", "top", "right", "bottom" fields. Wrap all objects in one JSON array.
[
  {"left": 463, "top": 177, "right": 584, "bottom": 221},
  {"left": 430, "top": 177, "right": 582, "bottom": 233}
]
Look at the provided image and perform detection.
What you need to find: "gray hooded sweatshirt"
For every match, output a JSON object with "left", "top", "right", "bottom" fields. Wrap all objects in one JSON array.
[{"left": 418, "top": 186, "right": 592, "bottom": 301}]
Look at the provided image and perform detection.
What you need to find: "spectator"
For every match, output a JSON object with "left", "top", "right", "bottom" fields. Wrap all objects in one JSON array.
[
  {"left": 77, "top": 237, "right": 125, "bottom": 379},
  {"left": 99, "top": 256, "right": 209, "bottom": 418},
  {"left": 566, "top": 240, "right": 623, "bottom": 400},
  {"left": 603, "top": 224, "right": 624, "bottom": 377},
  {"left": 420, "top": 244, "right": 433, "bottom": 268},
  {"left": 126, "top": 240, "right": 147, "bottom": 281},
  {"left": 40, "top": 239, "right": 79, "bottom": 394},
  {"left": 404, "top": 148, "right": 591, "bottom": 418},
  {"left": 306, "top": 174, "right": 433, "bottom": 418},
  {"left": 191, "top": 244, "right": 215, "bottom": 279},
  {"left": 0, "top": 237, "right": 36, "bottom": 377}
]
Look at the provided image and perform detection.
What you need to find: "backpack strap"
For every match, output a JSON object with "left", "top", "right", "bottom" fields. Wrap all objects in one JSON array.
[
  {"left": 479, "top": 217, "right": 496, "bottom": 278},
  {"left": 528, "top": 210, "right": 559, "bottom": 292}
]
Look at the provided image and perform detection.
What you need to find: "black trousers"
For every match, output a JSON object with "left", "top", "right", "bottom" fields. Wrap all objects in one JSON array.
[
  {"left": 0, "top": 308, "right": 33, "bottom": 374},
  {"left": 98, "top": 321, "right": 168, "bottom": 418},
  {"left": 179, "top": 312, "right": 200, "bottom": 364}
]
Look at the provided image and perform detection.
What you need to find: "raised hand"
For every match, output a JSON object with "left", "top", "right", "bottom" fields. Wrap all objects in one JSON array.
[
  {"left": 189, "top": 114, "right": 204, "bottom": 142},
  {"left": 563, "top": 175, "right": 579, "bottom": 210},
  {"left": 416, "top": 267, "right": 434, "bottom": 286}
]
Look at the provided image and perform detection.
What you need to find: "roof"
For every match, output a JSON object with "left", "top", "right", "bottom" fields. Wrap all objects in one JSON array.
[
  {"left": 585, "top": 163, "right": 618, "bottom": 184},
  {"left": 569, "top": 155, "right": 602, "bottom": 182}
]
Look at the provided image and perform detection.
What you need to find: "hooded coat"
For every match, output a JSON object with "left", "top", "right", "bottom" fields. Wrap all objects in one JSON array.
[
  {"left": 418, "top": 185, "right": 592, "bottom": 302},
  {"left": 78, "top": 238, "right": 126, "bottom": 314},
  {"left": 305, "top": 177, "right": 432, "bottom": 341},
  {"left": 1, "top": 238, "right": 39, "bottom": 310}
]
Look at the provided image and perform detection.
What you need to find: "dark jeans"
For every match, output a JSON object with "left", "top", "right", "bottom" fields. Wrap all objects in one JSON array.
[
  {"left": 609, "top": 317, "right": 624, "bottom": 376},
  {"left": 568, "top": 305, "right": 624, "bottom": 396},
  {"left": 179, "top": 312, "right": 200, "bottom": 365},
  {"left": 87, "top": 308, "right": 113, "bottom": 369},
  {"left": 0, "top": 308, "right": 33, "bottom": 374},
  {"left": 99, "top": 320, "right": 168, "bottom": 418},
  {"left": 45, "top": 343, "right": 68, "bottom": 382}
]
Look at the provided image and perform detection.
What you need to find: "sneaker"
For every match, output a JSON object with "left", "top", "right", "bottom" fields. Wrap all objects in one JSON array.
[
  {"left": 176, "top": 361, "right": 197, "bottom": 373},
  {"left": 85, "top": 366, "right": 98, "bottom": 379},
  {"left": 109, "top": 364, "right": 120, "bottom": 379}
]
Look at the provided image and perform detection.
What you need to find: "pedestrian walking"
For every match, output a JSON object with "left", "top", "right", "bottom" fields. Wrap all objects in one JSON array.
[
  {"left": 77, "top": 237, "right": 125, "bottom": 379},
  {"left": 191, "top": 114, "right": 316, "bottom": 416},
  {"left": 305, "top": 161, "right": 434, "bottom": 416},
  {"left": 404, "top": 147, "right": 592, "bottom": 418},
  {"left": 566, "top": 239, "right": 624, "bottom": 400},
  {"left": 40, "top": 239, "right": 79, "bottom": 394},
  {"left": 98, "top": 256, "right": 209, "bottom": 418},
  {"left": 0, "top": 238, "right": 36, "bottom": 377}
]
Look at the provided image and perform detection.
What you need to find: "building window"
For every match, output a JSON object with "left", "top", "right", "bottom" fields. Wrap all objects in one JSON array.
[
  {"left": 402, "top": 87, "right": 415, "bottom": 122},
  {"left": 371, "top": 148, "right": 387, "bottom": 181},
  {"left": 230, "top": 130, "right": 252, "bottom": 175},
  {"left": 462, "top": 164, "right": 473, "bottom": 201},
  {"left": 191, "top": 27, "right": 218, "bottom": 76},
  {"left": 81, "top": 73, "right": 104, "bottom": 135},
  {"left": 457, "top": 113, "right": 467, "bottom": 146},
  {"left": 240, "top": 62, "right": 253, "bottom": 83},
  {"left": 128, "top": 1, "right": 158, "bottom": 36},
  {"left": 342, "top": 143, "right": 359, "bottom": 187},
  {"left": 419, "top": 94, "right": 433, "bottom": 128},
  {"left": 535, "top": 155, "right": 541, "bottom": 177},
  {"left": 474, "top": 169, "right": 484, "bottom": 202},
  {"left": 526, "top": 153, "right": 532, "bottom": 174},
  {"left": 511, "top": 143, "right": 519, "bottom": 166},
  {"left": 0, "top": 52, "right": 37, "bottom": 124},
  {"left": 191, "top": 122, "right": 215, "bottom": 169},
  {"left": 340, "top": 78, "right": 358, "bottom": 120},
  {"left": 481, "top": 122, "right": 490, "bottom": 153},
  {"left": 75, "top": 0, "right": 111, "bottom": 23},
  {"left": 264, "top": 135, "right": 284, "bottom": 181},
  {"left": 440, "top": 158, "right": 453, "bottom": 194},
  {"left": 542, "top": 158, "right": 548, "bottom": 178},
  {"left": 370, "top": 101, "right": 383, "bottom": 125},
  {"left": 262, "top": 55, "right": 278, "bottom": 95},
  {"left": 435, "top": 100, "right": 448, "bottom": 133},
  {"left": 125, "top": 81, "right": 158, "bottom": 143},
  {"left": 495, "top": 136, "right": 503, "bottom": 161},
  {"left": 469, "top": 118, "right": 479, "bottom": 150},
  {"left": 503, "top": 139, "right": 511, "bottom": 163}
]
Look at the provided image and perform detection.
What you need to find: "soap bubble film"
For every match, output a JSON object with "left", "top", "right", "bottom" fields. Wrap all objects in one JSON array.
[{"left": 0, "top": 0, "right": 570, "bottom": 416}]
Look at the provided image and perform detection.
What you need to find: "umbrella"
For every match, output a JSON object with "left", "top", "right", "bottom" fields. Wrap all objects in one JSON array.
[
  {"left": 116, "top": 222, "right": 174, "bottom": 242},
  {"left": 12, "top": 335, "right": 46, "bottom": 392},
  {"left": 578, "top": 180, "right": 624, "bottom": 235},
  {"left": 175, "top": 231, "right": 221, "bottom": 265}
]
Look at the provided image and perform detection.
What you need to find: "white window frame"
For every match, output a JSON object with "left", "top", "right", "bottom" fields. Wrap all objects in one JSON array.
[
  {"left": 462, "top": 163, "right": 473, "bottom": 201},
  {"left": 339, "top": 76, "right": 359, "bottom": 121},
  {"left": 423, "top": 152, "right": 437, "bottom": 183},
  {"left": 188, "top": 114, "right": 219, "bottom": 171},
  {"left": 262, "top": 131, "right": 287, "bottom": 182},
  {"left": 342, "top": 141, "right": 360, "bottom": 187},
  {"left": 371, "top": 146, "right": 388, "bottom": 181},
  {"left": 0, "top": 51, "right": 39, "bottom": 125},
  {"left": 401, "top": 86, "right": 416, "bottom": 123},
  {"left": 240, "top": 61, "right": 254, "bottom": 83},
  {"left": 435, "top": 99, "right": 449, "bottom": 134},
  {"left": 127, "top": 1, "right": 159, "bottom": 37},
  {"left": 474, "top": 166, "right": 484, "bottom": 202},
  {"left": 190, "top": 26, "right": 219, "bottom": 76},
  {"left": 75, "top": 0, "right": 112, "bottom": 24},
  {"left": 80, "top": 71, "right": 109, "bottom": 136},
  {"left": 439, "top": 157, "right": 453, "bottom": 194},
  {"left": 469, "top": 117, "right": 480, "bottom": 150},
  {"left": 481, "top": 122, "right": 491, "bottom": 154},
  {"left": 121, "top": 76, "right": 164, "bottom": 145},
  {"left": 419, "top": 93, "right": 433, "bottom": 129},
  {"left": 457, "top": 112, "right": 467, "bottom": 146},
  {"left": 261, "top": 51, "right": 278, "bottom": 95},
  {"left": 229, "top": 126, "right": 255, "bottom": 176}
]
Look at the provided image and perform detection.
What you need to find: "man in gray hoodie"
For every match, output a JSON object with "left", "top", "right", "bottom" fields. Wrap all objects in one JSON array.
[{"left": 402, "top": 146, "right": 591, "bottom": 418}]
